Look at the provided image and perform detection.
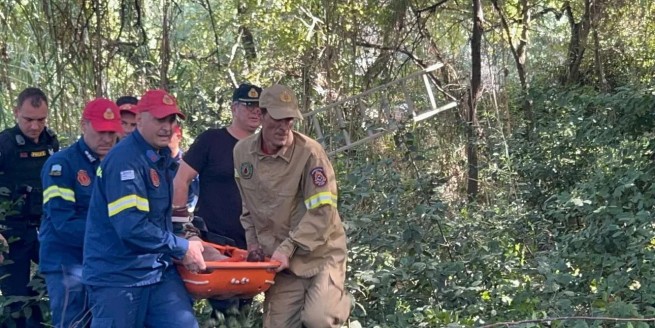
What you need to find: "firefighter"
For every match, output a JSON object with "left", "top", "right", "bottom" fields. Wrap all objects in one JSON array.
[
  {"left": 39, "top": 98, "right": 123, "bottom": 327},
  {"left": 82, "top": 89, "right": 205, "bottom": 327},
  {"left": 233, "top": 84, "right": 351, "bottom": 327}
]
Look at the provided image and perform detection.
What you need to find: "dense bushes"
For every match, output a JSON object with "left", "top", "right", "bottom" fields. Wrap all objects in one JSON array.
[{"left": 340, "top": 85, "right": 655, "bottom": 327}]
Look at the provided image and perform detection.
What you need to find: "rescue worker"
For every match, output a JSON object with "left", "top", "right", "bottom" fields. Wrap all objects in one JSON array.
[
  {"left": 233, "top": 84, "right": 351, "bottom": 327},
  {"left": 82, "top": 89, "right": 205, "bottom": 327},
  {"left": 172, "top": 83, "right": 261, "bottom": 312},
  {"left": 116, "top": 95, "right": 138, "bottom": 136},
  {"left": 0, "top": 87, "right": 58, "bottom": 328},
  {"left": 39, "top": 98, "right": 123, "bottom": 328}
]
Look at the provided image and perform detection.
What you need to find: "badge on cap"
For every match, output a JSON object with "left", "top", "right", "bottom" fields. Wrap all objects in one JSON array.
[
  {"left": 240, "top": 162, "right": 253, "bottom": 179},
  {"left": 103, "top": 108, "right": 115, "bottom": 120},
  {"left": 310, "top": 167, "right": 327, "bottom": 187},
  {"left": 280, "top": 91, "right": 292, "bottom": 103},
  {"left": 162, "top": 95, "right": 174, "bottom": 105},
  {"left": 77, "top": 170, "right": 91, "bottom": 186},
  {"left": 150, "top": 168, "right": 160, "bottom": 187},
  {"left": 248, "top": 88, "right": 259, "bottom": 98},
  {"left": 49, "top": 164, "right": 62, "bottom": 176}
]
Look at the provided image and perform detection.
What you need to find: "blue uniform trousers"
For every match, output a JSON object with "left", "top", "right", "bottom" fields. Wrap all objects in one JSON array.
[
  {"left": 0, "top": 225, "right": 44, "bottom": 328},
  {"left": 43, "top": 265, "right": 89, "bottom": 328},
  {"left": 87, "top": 269, "right": 198, "bottom": 328}
]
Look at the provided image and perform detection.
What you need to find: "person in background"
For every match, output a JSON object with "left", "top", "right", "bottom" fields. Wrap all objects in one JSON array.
[
  {"left": 116, "top": 95, "right": 138, "bottom": 136},
  {"left": 233, "top": 84, "right": 351, "bottom": 327},
  {"left": 0, "top": 87, "right": 59, "bottom": 328},
  {"left": 169, "top": 125, "right": 198, "bottom": 210},
  {"left": 82, "top": 89, "right": 204, "bottom": 327},
  {"left": 172, "top": 83, "right": 262, "bottom": 313},
  {"left": 39, "top": 98, "right": 123, "bottom": 328}
]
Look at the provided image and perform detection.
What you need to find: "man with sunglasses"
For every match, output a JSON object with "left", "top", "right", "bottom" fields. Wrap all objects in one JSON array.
[{"left": 173, "top": 83, "right": 262, "bottom": 312}]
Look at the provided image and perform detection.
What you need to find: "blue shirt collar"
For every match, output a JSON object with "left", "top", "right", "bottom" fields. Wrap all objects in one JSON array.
[
  {"left": 76, "top": 137, "right": 100, "bottom": 163},
  {"left": 130, "top": 129, "right": 172, "bottom": 164}
]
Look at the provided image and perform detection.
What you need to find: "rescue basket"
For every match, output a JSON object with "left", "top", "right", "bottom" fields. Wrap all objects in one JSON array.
[{"left": 176, "top": 242, "right": 280, "bottom": 299}]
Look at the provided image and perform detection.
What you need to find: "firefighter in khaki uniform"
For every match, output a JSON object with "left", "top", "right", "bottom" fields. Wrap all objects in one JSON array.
[{"left": 233, "top": 84, "right": 351, "bottom": 328}]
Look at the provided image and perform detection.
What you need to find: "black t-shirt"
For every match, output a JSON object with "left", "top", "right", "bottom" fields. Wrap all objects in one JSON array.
[{"left": 183, "top": 128, "right": 246, "bottom": 248}]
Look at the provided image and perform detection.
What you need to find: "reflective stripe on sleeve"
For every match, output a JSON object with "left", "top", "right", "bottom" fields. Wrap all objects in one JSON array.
[
  {"left": 107, "top": 194, "right": 150, "bottom": 217},
  {"left": 304, "top": 192, "right": 337, "bottom": 209},
  {"left": 43, "top": 185, "right": 76, "bottom": 204}
]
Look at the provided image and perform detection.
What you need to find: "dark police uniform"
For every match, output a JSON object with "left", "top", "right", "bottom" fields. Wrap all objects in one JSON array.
[
  {"left": 0, "top": 124, "right": 58, "bottom": 328},
  {"left": 82, "top": 130, "right": 197, "bottom": 327},
  {"left": 39, "top": 138, "right": 101, "bottom": 328}
]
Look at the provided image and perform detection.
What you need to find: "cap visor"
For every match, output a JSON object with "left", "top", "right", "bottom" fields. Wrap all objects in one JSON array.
[
  {"left": 148, "top": 107, "right": 186, "bottom": 120},
  {"left": 120, "top": 108, "right": 138, "bottom": 115},
  {"left": 268, "top": 107, "right": 303, "bottom": 120},
  {"left": 91, "top": 121, "right": 123, "bottom": 133}
]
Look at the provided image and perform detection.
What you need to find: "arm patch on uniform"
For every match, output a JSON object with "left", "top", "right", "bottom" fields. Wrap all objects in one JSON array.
[
  {"left": 120, "top": 170, "right": 135, "bottom": 181},
  {"left": 49, "top": 164, "right": 62, "bottom": 176},
  {"left": 310, "top": 167, "right": 327, "bottom": 187}
]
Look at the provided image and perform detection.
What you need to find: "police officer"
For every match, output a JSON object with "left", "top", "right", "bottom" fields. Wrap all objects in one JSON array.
[
  {"left": 0, "top": 87, "right": 58, "bottom": 328},
  {"left": 233, "top": 85, "right": 351, "bottom": 327},
  {"left": 39, "top": 98, "right": 123, "bottom": 328},
  {"left": 82, "top": 89, "right": 205, "bottom": 327}
]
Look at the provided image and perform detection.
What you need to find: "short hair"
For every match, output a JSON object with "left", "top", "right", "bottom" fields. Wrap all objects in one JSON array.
[
  {"left": 16, "top": 87, "right": 48, "bottom": 108},
  {"left": 116, "top": 96, "right": 138, "bottom": 106}
]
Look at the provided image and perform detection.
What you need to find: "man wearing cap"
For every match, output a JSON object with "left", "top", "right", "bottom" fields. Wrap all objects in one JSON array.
[
  {"left": 82, "top": 89, "right": 205, "bottom": 327},
  {"left": 233, "top": 84, "right": 351, "bottom": 327},
  {"left": 116, "top": 95, "right": 138, "bottom": 136},
  {"left": 172, "top": 83, "right": 262, "bottom": 312},
  {"left": 39, "top": 98, "right": 123, "bottom": 328},
  {"left": 0, "top": 87, "right": 58, "bottom": 328}
]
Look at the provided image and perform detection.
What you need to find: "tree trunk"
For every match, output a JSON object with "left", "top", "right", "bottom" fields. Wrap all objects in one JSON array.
[
  {"left": 160, "top": 0, "right": 170, "bottom": 90},
  {"left": 92, "top": 0, "right": 104, "bottom": 96},
  {"left": 563, "top": 0, "right": 593, "bottom": 85},
  {"left": 491, "top": 0, "right": 533, "bottom": 136},
  {"left": 467, "top": 0, "right": 483, "bottom": 202}
]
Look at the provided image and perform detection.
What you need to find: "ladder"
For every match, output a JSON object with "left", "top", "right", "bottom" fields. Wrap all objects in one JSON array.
[{"left": 301, "top": 63, "right": 457, "bottom": 155}]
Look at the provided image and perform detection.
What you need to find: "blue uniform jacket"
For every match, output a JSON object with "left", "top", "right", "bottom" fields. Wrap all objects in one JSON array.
[
  {"left": 39, "top": 138, "right": 99, "bottom": 273},
  {"left": 82, "top": 130, "right": 189, "bottom": 287}
]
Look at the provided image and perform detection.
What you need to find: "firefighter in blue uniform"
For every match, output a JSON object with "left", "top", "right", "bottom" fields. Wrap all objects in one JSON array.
[
  {"left": 0, "top": 87, "right": 58, "bottom": 328},
  {"left": 82, "top": 89, "right": 205, "bottom": 327},
  {"left": 39, "top": 98, "right": 123, "bottom": 328}
]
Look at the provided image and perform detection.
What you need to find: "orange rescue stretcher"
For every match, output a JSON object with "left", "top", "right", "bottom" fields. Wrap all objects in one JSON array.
[{"left": 176, "top": 242, "right": 280, "bottom": 299}]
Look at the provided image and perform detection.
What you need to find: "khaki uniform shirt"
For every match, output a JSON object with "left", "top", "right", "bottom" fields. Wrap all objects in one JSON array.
[{"left": 233, "top": 131, "right": 347, "bottom": 278}]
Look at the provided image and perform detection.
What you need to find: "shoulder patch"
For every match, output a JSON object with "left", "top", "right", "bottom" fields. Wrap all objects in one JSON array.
[
  {"left": 49, "top": 164, "right": 63, "bottom": 176},
  {"left": 120, "top": 170, "right": 135, "bottom": 181},
  {"left": 310, "top": 167, "right": 327, "bottom": 187},
  {"left": 240, "top": 162, "right": 253, "bottom": 179}
]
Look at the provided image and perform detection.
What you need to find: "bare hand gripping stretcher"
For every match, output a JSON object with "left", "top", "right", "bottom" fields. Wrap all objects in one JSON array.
[{"left": 176, "top": 242, "right": 280, "bottom": 299}]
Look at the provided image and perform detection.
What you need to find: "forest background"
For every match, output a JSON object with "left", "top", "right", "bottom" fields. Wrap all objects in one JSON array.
[{"left": 1, "top": 0, "right": 655, "bottom": 327}]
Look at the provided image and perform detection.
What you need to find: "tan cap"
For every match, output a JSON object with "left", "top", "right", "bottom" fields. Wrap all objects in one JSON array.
[{"left": 259, "top": 84, "right": 303, "bottom": 120}]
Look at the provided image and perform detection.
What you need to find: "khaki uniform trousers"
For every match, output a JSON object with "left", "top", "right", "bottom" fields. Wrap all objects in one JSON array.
[{"left": 264, "top": 266, "right": 351, "bottom": 328}]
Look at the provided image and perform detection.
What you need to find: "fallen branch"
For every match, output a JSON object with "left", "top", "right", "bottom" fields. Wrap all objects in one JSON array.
[{"left": 479, "top": 316, "right": 655, "bottom": 328}]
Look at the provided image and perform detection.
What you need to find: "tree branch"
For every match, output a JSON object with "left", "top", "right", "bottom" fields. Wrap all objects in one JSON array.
[{"left": 480, "top": 316, "right": 655, "bottom": 328}]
